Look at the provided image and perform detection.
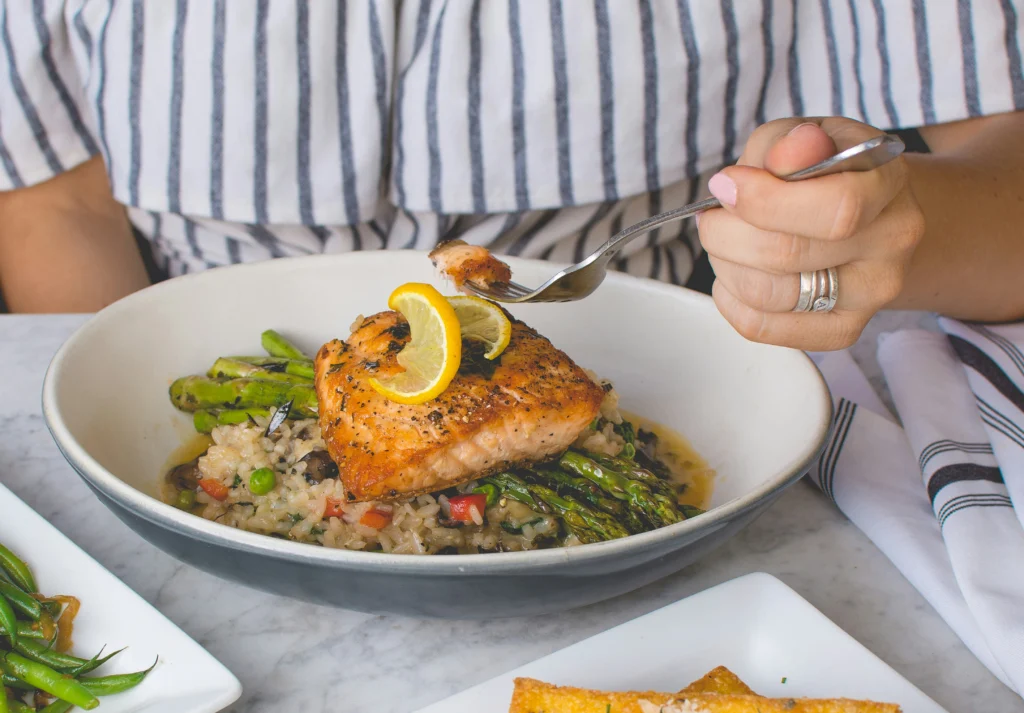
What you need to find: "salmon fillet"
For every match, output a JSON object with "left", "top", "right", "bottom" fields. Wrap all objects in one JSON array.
[
  {"left": 314, "top": 311, "right": 605, "bottom": 501},
  {"left": 429, "top": 239, "right": 512, "bottom": 292}
]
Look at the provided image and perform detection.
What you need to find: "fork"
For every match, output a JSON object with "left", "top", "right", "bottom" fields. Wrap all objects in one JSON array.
[{"left": 464, "top": 133, "right": 906, "bottom": 304}]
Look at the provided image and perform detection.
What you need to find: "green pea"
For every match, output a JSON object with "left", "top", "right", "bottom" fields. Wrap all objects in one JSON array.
[
  {"left": 175, "top": 489, "right": 197, "bottom": 510},
  {"left": 248, "top": 468, "right": 276, "bottom": 496}
]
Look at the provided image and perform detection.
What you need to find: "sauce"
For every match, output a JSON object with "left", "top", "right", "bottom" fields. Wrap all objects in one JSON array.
[
  {"left": 622, "top": 411, "right": 715, "bottom": 510},
  {"left": 159, "top": 433, "right": 212, "bottom": 503},
  {"left": 165, "top": 433, "right": 213, "bottom": 468}
]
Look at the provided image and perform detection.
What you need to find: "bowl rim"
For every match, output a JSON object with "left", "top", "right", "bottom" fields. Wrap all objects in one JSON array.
[{"left": 42, "top": 251, "right": 833, "bottom": 574}]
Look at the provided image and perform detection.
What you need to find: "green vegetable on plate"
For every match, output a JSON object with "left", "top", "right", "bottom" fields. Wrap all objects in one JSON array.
[{"left": 249, "top": 468, "right": 277, "bottom": 496}]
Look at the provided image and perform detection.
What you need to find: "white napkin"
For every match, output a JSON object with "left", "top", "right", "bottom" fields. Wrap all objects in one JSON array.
[{"left": 808, "top": 323, "right": 1024, "bottom": 695}]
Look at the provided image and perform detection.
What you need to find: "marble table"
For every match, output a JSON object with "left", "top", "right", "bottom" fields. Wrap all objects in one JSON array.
[{"left": 0, "top": 313, "right": 1016, "bottom": 713}]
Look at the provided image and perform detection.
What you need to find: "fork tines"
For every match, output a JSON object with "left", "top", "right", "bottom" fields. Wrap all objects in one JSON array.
[{"left": 465, "top": 281, "right": 532, "bottom": 300}]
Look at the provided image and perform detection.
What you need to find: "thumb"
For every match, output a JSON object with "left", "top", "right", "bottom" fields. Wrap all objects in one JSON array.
[{"left": 762, "top": 122, "right": 836, "bottom": 176}]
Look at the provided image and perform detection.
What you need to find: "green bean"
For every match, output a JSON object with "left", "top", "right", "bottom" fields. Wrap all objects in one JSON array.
[
  {"left": 80, "top": 659, "right": 157, "bottom": 696},
  {"left": 11, "top": 639, "right": 87, "bottom": 672},
  {"left": 0, "top": 692, "right": 8, "bottom": 713},
  {"left": 0, "top": 545, "right": 35, "bottom": 593},
  {"left": 38, "top": 702, "right": 73, "bottom": 713},
  {"left": 7, "top": 697, "right": 36, "bottom": 713},
  {"left": 261, "top": 330, "right": 310, "bottom": 361},
  {"left": 64, "top": 647, "right": 124, "bottom": 677},
  {"left": 0, "top": 622, "right": 51, "bottom": 642},
  {"left": 0, "top": 595, "right": 17, "bottom": 648},
  {"left": 1, "top": 673, "right": 33, "bottom": 691},
  {"left": 1, "top": 652, "right": 98, "bottom": 710},
  {"left": 3, "top": 696, "right": 32, "bottom": 713},
  {"left": 0, "top": 584, "right": 40, "bottom": 621}
]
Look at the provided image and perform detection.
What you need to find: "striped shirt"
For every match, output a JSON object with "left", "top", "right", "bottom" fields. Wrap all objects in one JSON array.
[{"left": 2, "top": 1, "right": 1022, "bottom": 284}]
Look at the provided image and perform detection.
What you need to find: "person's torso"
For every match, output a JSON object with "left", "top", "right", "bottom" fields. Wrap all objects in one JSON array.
[{"left": 39, "top": 0, "right": 1024, "bottom": 274}]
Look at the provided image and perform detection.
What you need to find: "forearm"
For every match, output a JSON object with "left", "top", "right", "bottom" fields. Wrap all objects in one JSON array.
[
  {"left": 892, "top": 112, "right": 1024, "bottom": 321},
  {"left": 0, "top": 157, "right": 149, "bottom": 313}
]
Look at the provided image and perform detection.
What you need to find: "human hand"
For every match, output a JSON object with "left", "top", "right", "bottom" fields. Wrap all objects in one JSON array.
[{"left": 698, "top": 117, "right": 925, "bottom": 351}]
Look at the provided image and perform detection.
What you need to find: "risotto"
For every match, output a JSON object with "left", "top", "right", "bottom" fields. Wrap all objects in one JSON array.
[{"left": 162, "top": 381, "right": 714, "bottom": 555}]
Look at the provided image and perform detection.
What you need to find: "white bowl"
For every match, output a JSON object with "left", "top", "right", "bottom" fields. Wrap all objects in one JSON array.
[{"left": 43, "top": 251, "right": 831, "bottom": 618}]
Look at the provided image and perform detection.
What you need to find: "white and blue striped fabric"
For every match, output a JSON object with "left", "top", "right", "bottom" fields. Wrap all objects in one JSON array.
[
  {"left": 2, "top": 1, "right": 1022, "bottom": 280},
  {"left": 810, "top": 323, "right": 1024, "bottom": 697}
]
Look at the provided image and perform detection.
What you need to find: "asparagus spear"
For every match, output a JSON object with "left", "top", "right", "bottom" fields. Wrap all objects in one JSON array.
[
  {"left": 525, "top": 468, "right": 646, "bottom": 535},
  {"left": 523, "top": 482, "right": 629, "bottom": 543},
  {"left": 193, "top": 410, "right": 218, "bottom": 433},
  {"left": 560, "top": 451, "right": 681, "bottom": 528},
  {"left": 525, "top": 467, "right": 621, "bottom": 513},
  {"left": 261, "top": 330, "right": 310, "bottom": 361},
  {"left": 193, "top": 408, "right": 273, "bottom": 433},
  {"left": 208, "top": 358, "right": 311, "bottom": 384},
  {"left": 679, "top": 504, "right": 705, "bottom": 519},
  {"left": 170, "top": 377, "right": 317, "bottom": 418},
  {"left": 483, "top": 473, "right": 545, "bottom": 512},
  {"left": 228, "top": 357, "right": 315, "bottom": 380},
  {"left": 485, "top": 472, "right": 628, "bottom": 543},
  {"left": 591, "top": 453, "right": 677, "bottom": 499}
]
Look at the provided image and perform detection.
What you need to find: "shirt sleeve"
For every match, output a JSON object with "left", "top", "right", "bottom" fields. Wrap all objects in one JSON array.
[{"left": 0, "top": 0, "right": 99, "bottom": 191}]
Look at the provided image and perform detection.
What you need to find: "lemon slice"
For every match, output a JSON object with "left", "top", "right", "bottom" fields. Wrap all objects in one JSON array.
[
  {"left": 369, "top": 283, "right": 462, "bottom": 405},
  {"left": 447, "top": 295, "right": 512, "bottom": 360}
]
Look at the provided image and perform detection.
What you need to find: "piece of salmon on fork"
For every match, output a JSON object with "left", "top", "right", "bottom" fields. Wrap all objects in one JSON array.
[{"left": 429, "top": 239, "right": 513, "bottom": 293}]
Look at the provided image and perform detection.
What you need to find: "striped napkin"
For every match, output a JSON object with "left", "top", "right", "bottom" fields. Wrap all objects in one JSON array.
[{"left": 809, "top": 320, "right": 1024, "bottom": 696}]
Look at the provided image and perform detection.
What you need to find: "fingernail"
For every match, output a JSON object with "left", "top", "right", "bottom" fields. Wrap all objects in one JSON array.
[
  {"left": 787, "top": 122, "right": 819, "bottom": 137},
  {"left": 694, "top": 212, "right": 701, "bottom": 228},
  {"left": 708, "top": 173, "right": 737, "bottom": 207}
]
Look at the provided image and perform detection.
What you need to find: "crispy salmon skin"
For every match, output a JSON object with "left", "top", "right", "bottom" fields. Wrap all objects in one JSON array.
[{"left": 314, "top": 311, "right": 605, "bottom": 502}]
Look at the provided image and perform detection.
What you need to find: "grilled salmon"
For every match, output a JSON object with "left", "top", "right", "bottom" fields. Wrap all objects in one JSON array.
[
  {"left": 314, "top": 311, "right": 605, "bottom": 501},
  {"left": 429, "top": 239, "right": 512, "bottom": 292}
]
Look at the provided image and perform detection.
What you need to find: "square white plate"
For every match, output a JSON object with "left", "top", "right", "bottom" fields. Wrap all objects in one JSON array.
[
  {"left": 0, "top": 483, "right": 241, "bottom": 712},
  {"left": 414, "top": 572, "right": 947, "bottom": 713}
]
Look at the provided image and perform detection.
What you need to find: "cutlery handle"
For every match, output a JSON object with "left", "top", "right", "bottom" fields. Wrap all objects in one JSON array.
[{"left": 597, "top": 133, "right": 906, "bottom": 261}]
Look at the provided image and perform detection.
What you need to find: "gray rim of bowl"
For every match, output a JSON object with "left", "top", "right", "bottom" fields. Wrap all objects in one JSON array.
[{"left": 41, "top": 251, "right": 834, "bottom": 575}]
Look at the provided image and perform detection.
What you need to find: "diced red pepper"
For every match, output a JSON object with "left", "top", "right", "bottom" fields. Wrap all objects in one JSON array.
[
  {"left": 448, "top": 494, "right": 487, "bottom": 523},
  {"left": 197, "top": 478, "right": 229, "bottom": 502},
  {"left": 359, "top": 507, "right": 393, "bottom": 530},
  {"left": 324, "top": 497, "right": 345, "bottom": 519}
]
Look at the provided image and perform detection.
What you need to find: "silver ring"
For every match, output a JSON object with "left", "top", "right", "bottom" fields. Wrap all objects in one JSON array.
[
  {"left": 794, "top": 271, "right": 815, "bottom": 312},
  {"left": 793, "top": 267, "right": 839, "bottom": 313}
]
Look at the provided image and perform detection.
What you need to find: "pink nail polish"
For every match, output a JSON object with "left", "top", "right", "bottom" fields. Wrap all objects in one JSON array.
[{"left": 708, "top": 173, "right": 737, "bottom": 207}]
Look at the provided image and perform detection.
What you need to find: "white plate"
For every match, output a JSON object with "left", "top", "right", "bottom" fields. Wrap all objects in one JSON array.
[
  {"left": 414, "top": 572, "right": 948, "bottom": 713},
  {"left": 0, "top": 483, "right": 241, "bottom": 712}
]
